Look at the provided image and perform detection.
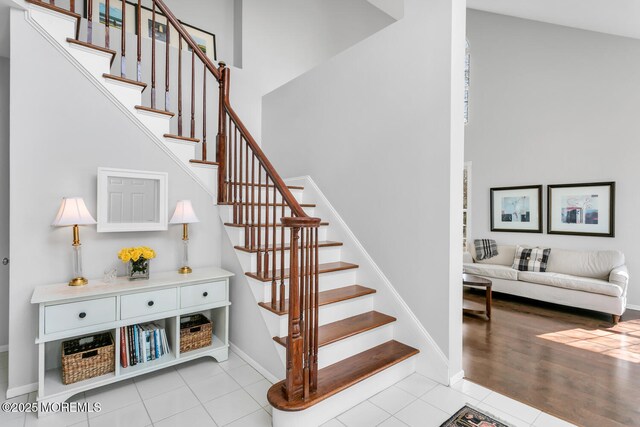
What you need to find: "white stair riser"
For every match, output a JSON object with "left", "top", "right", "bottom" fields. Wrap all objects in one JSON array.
[
  {"left": 234, "top": 246, "right": 342, "bottom": 272},
  {"left": 64, "top": 43, "right": 112, "bottom": 78},
  {"left": 135, "top": 111, "right": 171, "bottom": 136},
  {"left": 189, "top": 164, "right": 218, "bottom": 198},
  {"left": 274, "top": 295, "right": 375, "bottom": 335},
  {"left": 259, "top": 294, "right": 375, "bottom": 339},
  {"left": 101, "top": 80, "right": 143, "bottom": 110},
  {"left": 30, "top": 8, "right": 76, "bottom": 44},
  {"left": 164, "top": 140, "right": 197, "bottom": 164},
  {"left": 272, "top": 357, "right": 415, "bottom": 427},
  {"left": 274, "top": 324, "right": 394, "bottom": 370}
]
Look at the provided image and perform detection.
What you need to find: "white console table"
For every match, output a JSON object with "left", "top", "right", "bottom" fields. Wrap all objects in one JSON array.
[{"left": 31, "top": 267, "right": 233, "bottom": 409}]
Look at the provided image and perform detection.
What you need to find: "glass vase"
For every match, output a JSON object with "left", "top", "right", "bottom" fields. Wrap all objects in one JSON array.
[{"left": 127, "top": 258, "right": 150, "bottom": 281}]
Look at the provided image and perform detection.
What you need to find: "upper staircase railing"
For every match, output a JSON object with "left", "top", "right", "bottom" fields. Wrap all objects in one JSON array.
[{"left": 28, "top": 0, "right": 321, "bottom": 403}]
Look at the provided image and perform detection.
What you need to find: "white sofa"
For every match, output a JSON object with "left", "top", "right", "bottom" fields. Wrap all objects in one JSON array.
[{"left": 463, "top": 245, "right": 629, "bottom": 323}]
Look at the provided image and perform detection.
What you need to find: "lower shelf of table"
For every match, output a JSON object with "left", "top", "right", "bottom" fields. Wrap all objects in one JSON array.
[{"left": 42, "top": 334, "right": 227, "bottom": 400}]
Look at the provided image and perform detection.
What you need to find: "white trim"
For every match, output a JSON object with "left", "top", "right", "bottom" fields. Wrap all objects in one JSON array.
[
  {"left": 23, "top": 9, "right": 216, "bottom": 200},
  {"left": 286, "top": 176, "right": 449, "bottom": 377},
  {"left": 229, "top": 342, "right": 279, "bottom": 384},
  {"left": 449, "top": 369, "right": 465, "bottom": 385},
  {"left": 626, "top": 303, "right": 640, "bottom": 311},
  {"left": 0, "top": 345, "right": 8, "bottom": 353},
  {"left": 6, "top": 382, "right": 38, "bottom": 399}
]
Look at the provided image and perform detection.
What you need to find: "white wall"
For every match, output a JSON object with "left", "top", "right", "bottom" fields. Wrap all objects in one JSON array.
[
  {"left": 262, "top": 0, "right": 466, "bottom": 376},
  {"left": 465, "top": 10, "right": 640, "bottom": 308},
  {"left": 8, "top": 9, "right": 223, "bottom": 393},
  {"left": 0, "top": 57, "right": 9, "bottom": 350}
]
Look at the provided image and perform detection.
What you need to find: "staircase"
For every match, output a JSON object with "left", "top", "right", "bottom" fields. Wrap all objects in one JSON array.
[{"left": 23, "top": 1, "right": 423, "bottom": 425}]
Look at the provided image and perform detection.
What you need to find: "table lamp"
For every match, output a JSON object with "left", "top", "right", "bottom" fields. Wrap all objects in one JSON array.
[
  {"left": 170, "top": 200, "right": 200, "bottom": 274},
  {"left": 52, "top": 197, "right": 97, "bottom": 286}
]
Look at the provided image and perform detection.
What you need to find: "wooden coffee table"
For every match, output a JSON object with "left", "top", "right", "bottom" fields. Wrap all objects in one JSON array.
[{"left": 463, "top": 273, "right": 492, "bottom": 320}]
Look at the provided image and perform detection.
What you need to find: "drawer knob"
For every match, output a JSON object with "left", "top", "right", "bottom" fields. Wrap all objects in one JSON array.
[
  {"left": 148, "top": 301, "right": 154, "bottom": 307},
  {"left": 79, "top": 312, "right": 87, "bottom": 319},
  {"left": 203, "top": 292, "right": 209, "bottom": 297}
]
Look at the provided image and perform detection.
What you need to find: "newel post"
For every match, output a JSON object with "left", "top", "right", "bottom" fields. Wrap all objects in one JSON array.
[
  {"left": 283, "top": 222, "right": 304, "bottom": 401},
  {"left": 217, "top": 63, "right": 230, "bottom": 204}
]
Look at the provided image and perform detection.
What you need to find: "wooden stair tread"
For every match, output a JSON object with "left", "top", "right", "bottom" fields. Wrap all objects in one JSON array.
[
  {"left": 235, "top": 240, "right": 341, "bottom": 253},
  {"left": 189, "top": 159, "right": 220, "bottom": 166},
  {"left": 268, "top": 340, "right": 419, "bottom": 411},
  {"left": 226, "top": 181, "right": 304, "bottom": 190},
  {"left": 66, "top": 39, "right": 116, "bottom": 64},
  {"left": 220, "top": 202, "right": 316, "bottom": 208},
  {"left": 164, "top": 134, "right": 200, "bottom": 143},
  {"left": 273, "top": 311, "right": 395, "bottom": 347},
  {"left": 135, "top": 105, "right": 175, "bottom": 117},
  {"left": 103, "top": 74, "right": 147, "bottom": 90},
  {"left": 259, "top": 285, "right": 375, "bottom": 316},
  {"left": 27, "top": 1, "right": 81, "bottom": 38},
  {"left": 225, "top": 221, "right": 329, "bottom": 229},
  {"left": 246, "top": 261, "right": 357, "bottom": 282}
]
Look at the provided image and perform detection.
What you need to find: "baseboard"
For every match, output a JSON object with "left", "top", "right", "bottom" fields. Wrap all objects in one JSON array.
[
  {"left": 626, "top": 303, "right": 640, "bottom": 312},
  {"left": 0, "top": 345, "right": 8, "bottom": 353},
  {"left": 229, "top": 342, "right": 280, "bottom": 384},
  {"left": 449, "top": 369, "right": 465, "bottom": 385},
  {"left": 6, "top": 382, "right": 37, "bottom": 399}
]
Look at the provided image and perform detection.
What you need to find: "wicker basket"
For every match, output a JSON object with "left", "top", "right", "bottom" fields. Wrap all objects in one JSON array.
[
  {"left": 61, "top": 332, "right": 115, "bottom": 385},
  {"left": 180, "top": 314, "right": 212, "bottom": 353}
]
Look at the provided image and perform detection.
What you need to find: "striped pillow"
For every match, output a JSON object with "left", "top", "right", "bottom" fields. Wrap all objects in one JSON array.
[
  {"left": 474, "top": 239, "right": 498, "bottom": 261},
  {"left": 512, "top": 246, "right": 551, "bottom": 272}
]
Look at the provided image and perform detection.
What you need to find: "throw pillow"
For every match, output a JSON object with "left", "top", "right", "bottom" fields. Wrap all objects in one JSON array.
[
  {"left": 512, "top": 246, "right": 551, "bottom": 272},
  {"left": 474, "top": 239, "right": 499, "bottom": 261}
]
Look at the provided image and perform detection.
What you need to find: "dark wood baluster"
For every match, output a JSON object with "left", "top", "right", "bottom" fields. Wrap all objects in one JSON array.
[
  {"left": 238, "top": 133, "right": 243, "bottom": 224},
  {"left": 151, "top": 2, "right": 156, "bottom": 108},
  {"left": 285, "top": 225, "right": 303, "bottom": 400},
  {"left": 312, "top": 226, "right": 319, "bottom": 390},
  {"left": 136, "top": 0, "right": 141, "bottom": 81},
  {"left": 49, "top": 0, "right": 54, "bottom": 5},
  {"left": 227, "top": 116, "right": 233, "bottom": 203},
  {"left": 300, "top": 226, "right": 307, "bottom": 397},
  {"left": 105, "top": 0, "right": 110, "bottom": 48},
  {"left": 280, "top": 203, "right": 285, "bottom": 312},
  {"left": 120, "top": 0, "right": 126, "bottom": 77},
  {"left": 244, "top": 139, "right": 249, "bottom": 247},
  {"left": 304, "top": 227, "right": 311, "bottom": 399},
  {"left": 257, "top": 166, "right": 263, "bottom": 274},
  {"left": 272, "top": 188, "right": 277, "bottom": 305},
  {"left": 250, "top": 154, "right": 256, "bottom": 250},
  {"left": 70, "top": 0, "right": 75, "bottom": 13},
  {"left": 87, "top": 0, "right": 93, "bottom": 43},
  {"left": 233, "top": 127, "right": 239, "bottom": 223},
  {"left": 165, "top": 24, "right": 170, "bottom": 111},
  {"left": 217, "top": 64, "right": 229, "bottom": 203},
  {"left": 190, "top": 50, "right": 195, "bottom": 138},
  {"left": 264, "top": 175, "right": 270, "bottom": 280},
  {"left": 177, "top": 36, "right": 182, "bottom": 135},
  {"left": 202, "top": 65, "right": 207, "bottom": 159}
]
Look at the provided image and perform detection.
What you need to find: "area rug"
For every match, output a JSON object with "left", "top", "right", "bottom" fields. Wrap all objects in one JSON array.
[{"left": 440, "top": 405, "right": 511, "bottom": 427}]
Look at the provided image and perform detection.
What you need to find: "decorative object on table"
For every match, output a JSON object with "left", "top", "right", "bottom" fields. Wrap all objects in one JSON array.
[
  {"left": 170, "top": 200, "right": 200, "bottom": 274},
  {"left": 548, "top": 182, "right": 615, "bottom": 237},
  {"left": 103, "top": 265, "right": 118, "bottom": 283},
  {"left": 97, "top": 167, "right": 168, "bottom": 233},
  {"left": 474, "top": 239, "right": 498, "bottom": 261},
  {"left": 61, "top": 332, "right": 115, "bottom": 385},
  {"left": 118, "top": 246, "right": 156, "bottom": 280},
  {"left": 440, "top": 405, "right": 509, "bottom": 427},
  {"left": 52, "top": 197, "right": 97, "bottom": 287},
  {"left": 512, "top": 245, "right": 551, "bottom": 272},
  {"left": 490, "top": 185, "right": 543, "bottom": 233},
  {"left": 180, "top": 313, "right": 212, "bottom": 353}
]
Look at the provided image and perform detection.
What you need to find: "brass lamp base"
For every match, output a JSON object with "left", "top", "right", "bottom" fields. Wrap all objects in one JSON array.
[
  {"left": 69, "top": 277, "right": 88, "bottom": 287},
  {"left": 178, "top": 266, "right": 193, "bottom": 274}
]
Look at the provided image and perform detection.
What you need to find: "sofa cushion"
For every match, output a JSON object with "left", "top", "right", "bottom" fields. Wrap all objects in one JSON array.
[
  {"left": 512, "top": 246, "right": 551, "bottom": 272},
  {"left": 518, "top": 271, "right": 624, "bottom": 297},
  {"left": 463, "top": 263, "right": 518, "bottom": 281},
  {"left": 474, "top": 245, "right": 517, "bottom": 267},
  {"left": 546, "top": 249, "right": 625, "bottom": 280}
]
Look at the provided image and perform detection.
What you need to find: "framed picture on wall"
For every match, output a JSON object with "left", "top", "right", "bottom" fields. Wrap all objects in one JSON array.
[
  {"left": 490, "top": 185, "right": 543, "bottom": 233},
  {"left": 180, "top": 21, "right": 217, "bottom": 61},
  {"left": 83, "top": 0, "right": 137, "bottom": 33},
  {"left": 547, "top": 182, "right": 615, "bottom": 237},
  {"left": 138, "top": 5, "right": 179, "bottom": 48}
]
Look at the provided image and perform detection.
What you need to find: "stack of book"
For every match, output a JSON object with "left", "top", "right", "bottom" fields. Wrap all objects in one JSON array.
[{"left": 120, "top": 323, "right": 170, "bottom": 368}]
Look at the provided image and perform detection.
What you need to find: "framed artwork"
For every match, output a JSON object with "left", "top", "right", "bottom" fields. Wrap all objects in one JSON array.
[
  {"left": 181, "top": 22, "right": 217, "bottom": 61},
  {"left": 83, "top": 0, "right": 137, "bottom": 33},
  {"left": 490, "top": 185, "right": 543, "bottom": 233},
  {"left": 547, "top": 182, "right": 615, "bottom": 237},
  {"left": 138, "top": 5, "right": 179, "bottom": 48}
]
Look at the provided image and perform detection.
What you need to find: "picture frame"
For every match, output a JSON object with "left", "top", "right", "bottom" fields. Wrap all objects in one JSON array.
[
  {"left": 547, "top": 182, "right": 615, "bottom": 237},
  {"left": 97, "top": 167, "right": 168, "bottom": 233},
  {"left": 490, "top": 185, "right": 543, "bottom": 233},
  {"left": 138, "top": 5, "right": 179, "bottom": 48},
  {"left": 180, "top": 21, "right": 217, "bottom": 61},
  {"left": 83, "top": 0, "right": 137, "bottom": 34}
]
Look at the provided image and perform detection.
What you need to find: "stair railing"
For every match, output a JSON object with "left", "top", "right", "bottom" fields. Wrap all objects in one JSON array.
[{"left": 28, "top": 0, "right": 321, "bottom": 402}]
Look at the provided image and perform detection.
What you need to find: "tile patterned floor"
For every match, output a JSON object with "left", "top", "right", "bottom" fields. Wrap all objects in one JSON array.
[{"left": 0, "top": 351, "right": 575, "bottom": 426}]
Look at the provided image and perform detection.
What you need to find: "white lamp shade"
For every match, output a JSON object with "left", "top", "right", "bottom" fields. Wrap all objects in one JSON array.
[
  {"left": 170, "top": 200, "right": 200, "bottom": 224},
  {"left": 52, "top": 197, "right": 97, "bottom": 227}
]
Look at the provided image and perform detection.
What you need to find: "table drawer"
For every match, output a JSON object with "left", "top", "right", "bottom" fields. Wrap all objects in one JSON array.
[
  {"left": 121, "top": 288, "right": 177, "bottom": 320},
  {"left": 45, "top": 298, "right": 116, "bottom": 335},
  {"left": 180, "top": 281, "right": 226, "bottom": 309}
]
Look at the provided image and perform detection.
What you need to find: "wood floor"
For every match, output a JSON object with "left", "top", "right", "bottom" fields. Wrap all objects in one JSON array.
[{"left": 463, "top": 289, "right": 640, "bottom": 427}]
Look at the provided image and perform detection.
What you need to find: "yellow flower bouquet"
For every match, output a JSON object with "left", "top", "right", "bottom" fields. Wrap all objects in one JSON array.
[{"left": 118, "top": 246, "right": 156, "bottom": 280}]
